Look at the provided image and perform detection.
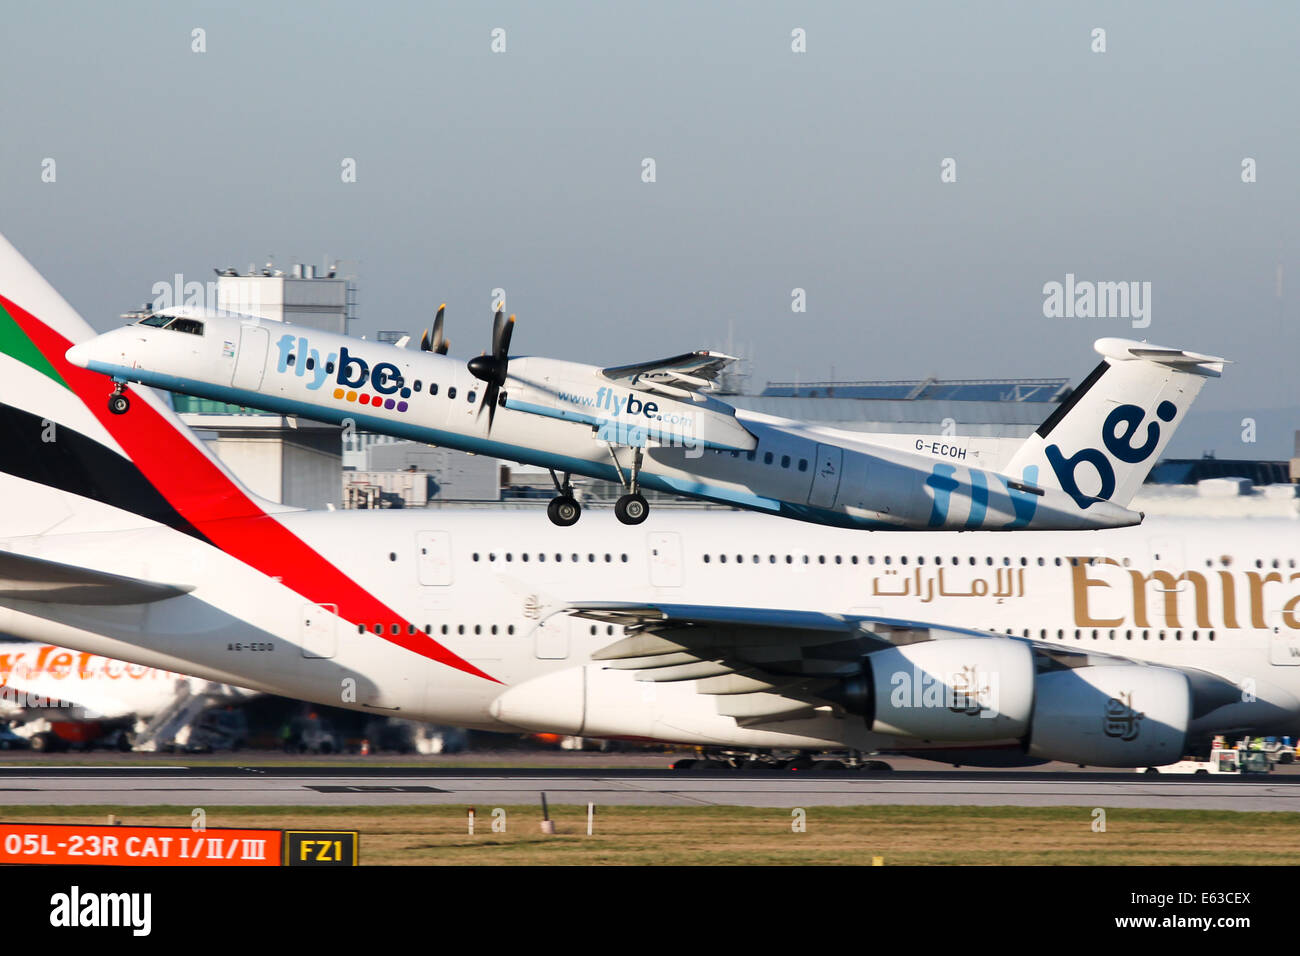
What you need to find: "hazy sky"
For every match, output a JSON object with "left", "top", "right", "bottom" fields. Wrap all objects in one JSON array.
[{"left": 3, "top": 2, "right": 1297, "bottom": 456}]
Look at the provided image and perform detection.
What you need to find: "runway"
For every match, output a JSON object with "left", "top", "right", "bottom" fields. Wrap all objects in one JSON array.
[{"left": 2, "top": 766, "right": 1299, "bottom": 811}]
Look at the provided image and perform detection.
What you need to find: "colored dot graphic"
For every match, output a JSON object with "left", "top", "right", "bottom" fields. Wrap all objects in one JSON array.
[{"left": 330, "top": 387, "right": 408, "bottom": 412}]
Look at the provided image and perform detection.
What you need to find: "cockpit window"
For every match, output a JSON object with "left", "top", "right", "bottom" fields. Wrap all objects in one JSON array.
[{"left": 134, "top": 315, "right": 204, "bottom": 335}]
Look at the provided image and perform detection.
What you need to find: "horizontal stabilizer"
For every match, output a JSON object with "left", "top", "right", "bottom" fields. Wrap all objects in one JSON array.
[
  {"left": 1093, "top": 338, "right": 1228, "bottom": 376},
  {"left": 0, "top": 551, "right": 193, "bottom": 605}
]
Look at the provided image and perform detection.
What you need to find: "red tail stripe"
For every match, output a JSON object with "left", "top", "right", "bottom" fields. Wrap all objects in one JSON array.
[{"left": 1, "top": 295, "right": 498, "bottom": 683}]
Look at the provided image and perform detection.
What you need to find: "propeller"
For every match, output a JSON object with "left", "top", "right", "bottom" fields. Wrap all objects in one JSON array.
[
  {"left": 420, "top": 304, "right": 449, "bottom": 354},
  {"left": 466, "top": 307, "right": 515, "bottom": 430}
]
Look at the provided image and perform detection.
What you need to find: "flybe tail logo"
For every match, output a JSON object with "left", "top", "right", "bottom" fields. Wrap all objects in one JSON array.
[
  {"left": 1046, "top": 400, "right": 1177, "bottom": 509},
  {"left": 274, "top": 335, "right": 412, "bottom": 412}
]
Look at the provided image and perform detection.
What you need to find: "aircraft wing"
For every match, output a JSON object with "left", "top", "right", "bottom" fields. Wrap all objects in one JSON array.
[
  {"left": 600, "top": 351, "right": 738, "bottom": 396},
  {"left": 572, "top": 602, "right": 970, "bottom": 724},
  {"left": 0, "top": 551, "right": 193, "bottom": 605},
  {"left": 568, "top": 602, "right": 1242, "bottom": 726}
]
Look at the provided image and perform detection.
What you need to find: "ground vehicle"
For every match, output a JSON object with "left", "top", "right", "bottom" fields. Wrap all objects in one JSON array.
[
  {"left": 1256, "top": 737, "right": 1296, "bottom": 765},
  {"left": 0, "top": 725, "right": 30, "bottom": 750},
  {"left": 283, "top": 714, "right": 342, "bottom": 754},
  {"left": 1140, "top": 748, "right": 1272, "bottom": 775}
]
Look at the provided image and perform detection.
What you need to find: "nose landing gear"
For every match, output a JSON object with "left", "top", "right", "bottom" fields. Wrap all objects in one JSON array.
[{"left": 108, "top": 382, "right": 130, "bottom": 415}]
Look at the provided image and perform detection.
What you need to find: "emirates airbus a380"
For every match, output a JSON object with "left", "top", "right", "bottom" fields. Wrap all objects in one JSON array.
[{"left": 0, "top": 231, "right": 1296, "bottom": 768}]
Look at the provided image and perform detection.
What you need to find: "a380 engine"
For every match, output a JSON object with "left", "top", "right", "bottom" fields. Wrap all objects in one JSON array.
[{"left": 848, "top": 638, "right": 1191, "bottom": 767}]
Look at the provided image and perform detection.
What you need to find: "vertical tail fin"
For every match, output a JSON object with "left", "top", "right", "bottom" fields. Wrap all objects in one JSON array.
[
  {"left": 0, "top": 231, "right": 278, "bottom": 536},
  {"left": 1004, "top": 338, "right": 1227, "bottom": 511}
]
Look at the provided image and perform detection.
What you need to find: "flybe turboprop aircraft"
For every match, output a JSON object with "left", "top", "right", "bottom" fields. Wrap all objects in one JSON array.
[
  {"left": 0, "top": 232, "right": 1295, "bottom": 768},
  {"left": 65, "top": 299, "right": 1225, "bottom": 532}
]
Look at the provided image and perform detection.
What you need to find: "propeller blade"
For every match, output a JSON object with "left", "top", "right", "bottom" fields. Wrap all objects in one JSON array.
[
  {"left": 429, "top": 304, "right": 447, "bottom": 354},
  {"left": 491, "top": 308, "right": 505, "bottom": 355},
  {"left": 497, "top": 314, "right": 516, "bottom": 361},
  {"left": 481, "top": 381, "right": 500, "bottom": 429},
  {"left": 471, "top": 307, "right": 517, "bottom": 432}
]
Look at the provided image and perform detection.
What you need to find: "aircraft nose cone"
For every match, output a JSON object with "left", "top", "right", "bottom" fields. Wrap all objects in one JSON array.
[{"left": 64, "top": 341, "right": 92, "bottom": 369}]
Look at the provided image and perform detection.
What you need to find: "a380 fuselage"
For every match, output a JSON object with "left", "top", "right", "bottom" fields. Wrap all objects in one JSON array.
[{"left": 1, "top": 510, "right": 1296, "bottom": 752}]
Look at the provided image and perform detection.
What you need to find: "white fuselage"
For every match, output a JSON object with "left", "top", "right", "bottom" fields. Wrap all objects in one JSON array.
[
  {"left": 0, "top": 509, "right": 1296, "bottom": 752},
  {"left": 68, "top": 315, "right": 1136, "bottom": 532}
]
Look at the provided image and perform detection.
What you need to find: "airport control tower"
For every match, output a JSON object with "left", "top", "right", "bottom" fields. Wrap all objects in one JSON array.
[
  {"left": 214, "top": 262, "right": 351, "bottom": 334},
  {"left": 165, "top": 262, "right": 353, "bottom": 509}
]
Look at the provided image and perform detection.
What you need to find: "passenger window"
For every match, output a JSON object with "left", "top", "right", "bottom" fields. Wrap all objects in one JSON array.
[
  {"left": 306, "top": 357, "right": 315, "bottom": 370},
  {"left": 798, "top": 459, "right": 808, "bottom": 472},
  {"left": 448, "top": 386, "right": 457, "bottom": 399},
  {"left": 430, "top": 383, "right": 439, "bottom": 396},
  {"left": 781, "top": 455, "right": 791, "bottom": 468},
  {"left": 327, "top": 361, "right": 336, "bottom": 373},
  {"left": 764, "top": 452, "right": 774, "bottom": 465}
]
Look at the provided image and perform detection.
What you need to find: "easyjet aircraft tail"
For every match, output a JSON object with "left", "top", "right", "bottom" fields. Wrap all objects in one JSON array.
[
  {"left": 1006, "top": 337, "right": 1227, "bottom": 512},
  {"left": 0, "top": 231, "right": 282, "bottom": 539}
]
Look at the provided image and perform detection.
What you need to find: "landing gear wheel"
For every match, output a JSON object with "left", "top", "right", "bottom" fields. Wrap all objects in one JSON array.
[
  {"left": 108, "top": 393, "right": 130, "bottom": 415},
  {"left": 547, "top": 495, "right": 581, "bottom": 527},
  {"left": 811, "top": 760, "right": 848, "bottom": 772},
  {"left": 614, "top": 492, "right": 649, "bottom": 525}
]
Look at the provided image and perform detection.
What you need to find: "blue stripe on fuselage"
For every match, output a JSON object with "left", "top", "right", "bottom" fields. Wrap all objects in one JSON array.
[{"left": 90, "top": 361, "right": 904, "bottom": 531}]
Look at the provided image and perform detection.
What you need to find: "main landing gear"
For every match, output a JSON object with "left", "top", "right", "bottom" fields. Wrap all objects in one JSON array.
[
  {"left": 544, "top": 451, "right": 650, "bottom": 527},
  {"left": 546, "top": 470, "right": 581, "bottom": 527},
  {"left": 608, "top": 446, "right": 649, "bottom": 526},
  {"left": 108, "top": 382, "right": 130, "bottom": 415}
]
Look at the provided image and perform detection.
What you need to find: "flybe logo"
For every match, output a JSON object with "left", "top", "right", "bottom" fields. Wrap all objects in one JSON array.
[
  {"left": 274, "top": 335, "right": 411, "bottom": 412},
  {"left": 556, "top": 386, "right": 662, "bottom": 419},
  {"left": 1046, "top": 400, "right": 1176, "bottom": 509}
]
